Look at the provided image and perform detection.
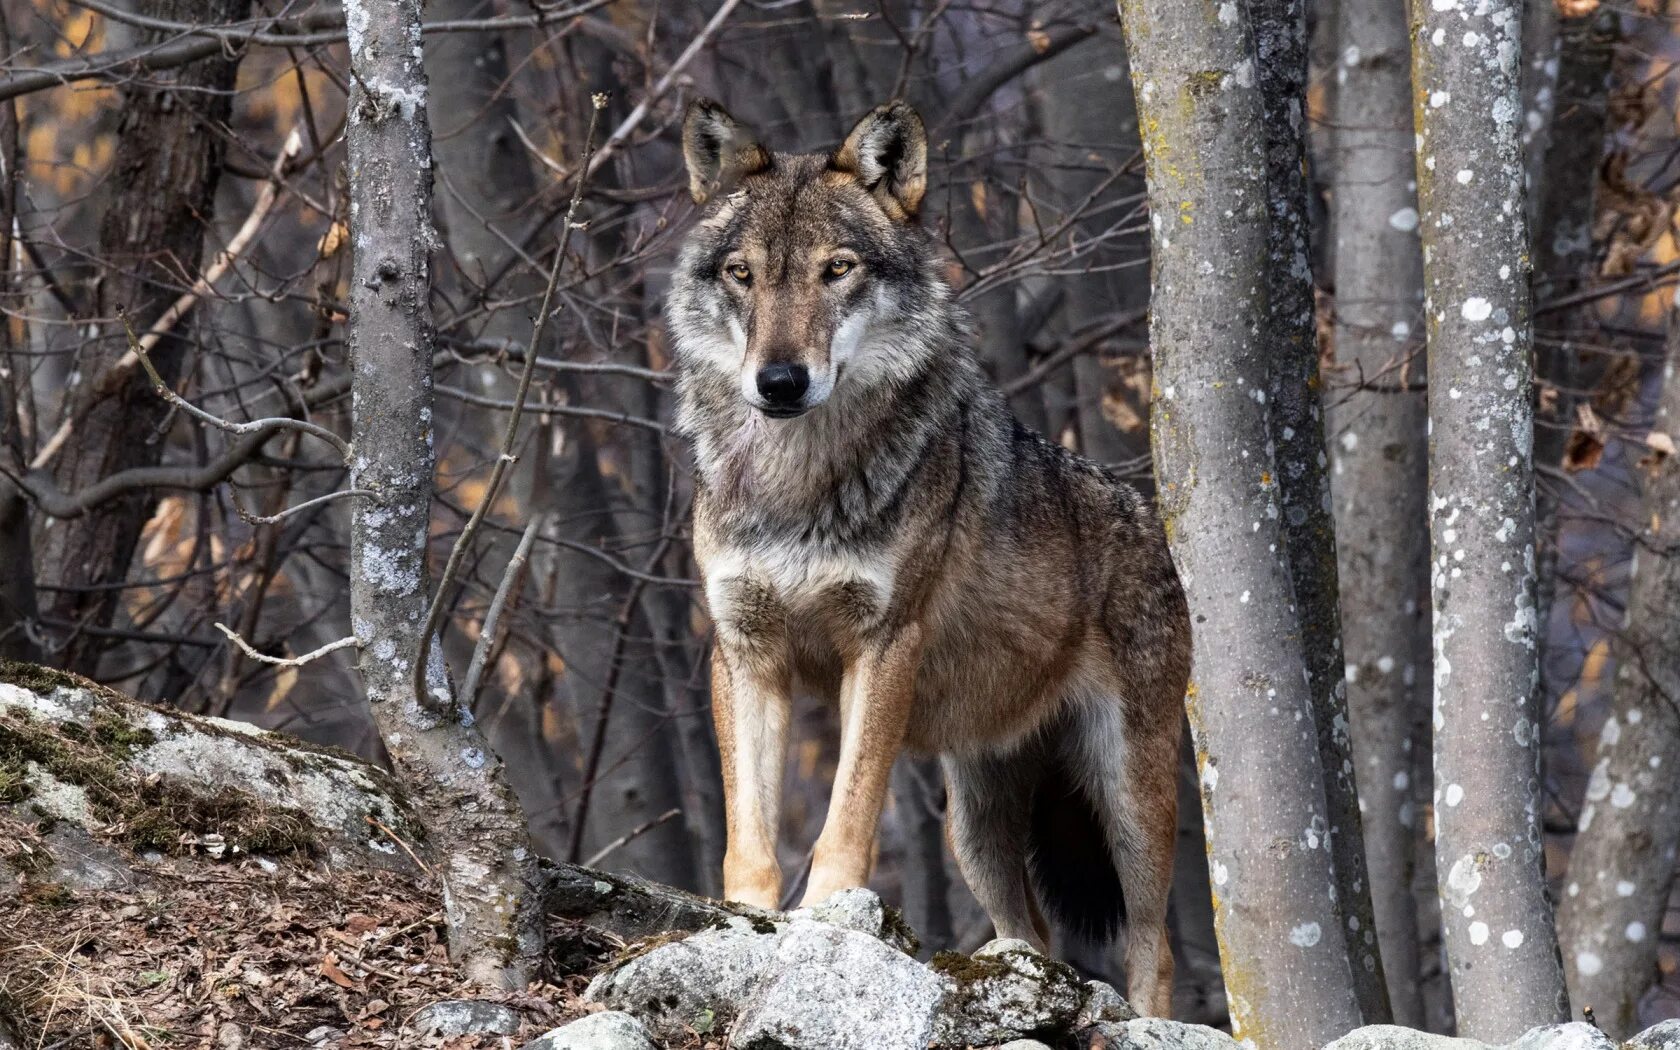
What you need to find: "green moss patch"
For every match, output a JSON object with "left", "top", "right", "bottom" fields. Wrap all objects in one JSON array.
[{"left": 0, "top": 708, "right": 318, "bottom": 858}]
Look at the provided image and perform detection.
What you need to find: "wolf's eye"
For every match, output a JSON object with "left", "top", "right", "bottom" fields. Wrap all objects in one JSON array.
[
  {"left": 826, "top": 258, "right": 855, "bottom": 279},
  {"left": 725, "top": 263, "right": 752, "bottom": 284}
]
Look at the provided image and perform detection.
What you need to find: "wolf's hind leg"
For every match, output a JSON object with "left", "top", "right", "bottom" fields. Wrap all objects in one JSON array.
[
  {"left": 1066, "top": 698, "right": 1180, "bottom": 1017},
  {"left": 943, "top": 748, "right": 1049, "bottom": 949}
]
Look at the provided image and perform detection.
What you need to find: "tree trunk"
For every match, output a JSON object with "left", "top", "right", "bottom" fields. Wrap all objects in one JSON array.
[
  {"left": 34, "top": 0, "right": 251, "bottom": 675},
  {"left": 1251, "top": 0, "right": 1389, "bottom": 1023},
  {"left": 1117, "top": 1, "right": 1363, "bottom": 1043},
  {"left": 1412, "top": 0, "right": 1570, "bottom": 1035},
  {"left": 342, "top": 0, "right": 542, "bottom": 989},
  {"left": 1530, "top": 10, "right": 1618, "bottom": 666},
  {"left": 1554, "top": 311, "right": 1680, "bottom": 1040},
  {"left": 1328, "top": 0, "right": 1432, "bottom": 1025}
]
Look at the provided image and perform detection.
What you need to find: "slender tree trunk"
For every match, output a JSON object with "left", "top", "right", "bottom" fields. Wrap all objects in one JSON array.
[
  {"left": 34, "top": 0, "right": 251, "bottom": 674},
  {"left": 1555, "top": 311, "right": 1680, "bottom": 1040},
  {"left": 1251, "top": 0, "right": 1389, "bottom": 1023},
  {"left": 1118, "top": 1, "right": 1363, "bottom": 1043},
  {"left": 1530, "top": 10, "right": 1618, "bottom": 661},
  {"left": 342, "top": 0, "right": 541, "bottom": 989},
  {"left": 1412, "top": 0, "right": 1570, "bottom": 1035},
  {"left": 1328, "top": 0, "right": 1432, "bottom": 1025}
]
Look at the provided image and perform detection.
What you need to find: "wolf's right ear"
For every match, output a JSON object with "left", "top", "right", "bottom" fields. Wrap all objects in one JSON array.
[{"left": 682, "top": 99, "right": 770, "bottom": 205}]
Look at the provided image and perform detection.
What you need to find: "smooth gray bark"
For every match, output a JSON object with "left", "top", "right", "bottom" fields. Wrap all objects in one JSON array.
[
  {"left": 1555, "top": 313, "right": 1680, "bottom": 1039},
  {"left": 1412, "top": 0, "right": 1570, "bottom": 1035},
  {"left": 342, "top": 0, "right": 541, "bottom": 989},
  {"left": 1118, "top": 0, "right": 1363, "bottom": 1043},
  {"left": 1328, "top": 0, "right": 1432, "bottom": 1025},
  {"left": 1251, "top": 0, "right": 1388, "bottom": 1022}
]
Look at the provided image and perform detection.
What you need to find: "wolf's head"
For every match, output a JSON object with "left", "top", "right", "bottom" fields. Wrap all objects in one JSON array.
[{"left": 667, "top": 98, "right": 950, "bottom": 420}]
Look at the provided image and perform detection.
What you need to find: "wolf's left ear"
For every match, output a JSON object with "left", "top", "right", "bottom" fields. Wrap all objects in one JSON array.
[
  {"left": 832, "top": 101, "right": 927, "bottom": 222},
  {"left": 683, "top": 98, "right": 770, "bottom": 204}
]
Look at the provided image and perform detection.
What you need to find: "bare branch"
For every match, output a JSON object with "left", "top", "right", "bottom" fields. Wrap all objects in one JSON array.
[{"left": 212, "top": 621, "right": 359, "bottom": 667}]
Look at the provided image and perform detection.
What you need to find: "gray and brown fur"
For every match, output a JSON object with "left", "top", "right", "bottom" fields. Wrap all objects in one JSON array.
[{"left": 668, "top": 98, "right": 1191, "bottom": 1016}]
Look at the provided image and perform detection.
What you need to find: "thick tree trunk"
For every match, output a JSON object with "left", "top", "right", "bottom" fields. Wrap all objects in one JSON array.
[
  {"left": 34, "top": 0, "right": 251, "bottom": 674},
  {"left": 1328, "top": 0, "right": 1432, "bottom": 1025},
  {"left": 1555, "top": 312, "right": 1680, "bottom": 1039},
  {"left": 1118, "top": 1, "right": 1363, "bottom": 1043},
  {"left": 1412, "top": 0, "right": 1570, "bottom": 1036},
  {"left": 342, "top": 0, "right": 541, "bottom": 989},
  {"left": 1250, "top": 0, "right": 1389, "bottom": 1023}
]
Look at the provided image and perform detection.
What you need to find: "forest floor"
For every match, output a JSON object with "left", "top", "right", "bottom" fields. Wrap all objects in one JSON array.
[{"left": 0, "top": 813, "right": 651, "bottom": 1050}]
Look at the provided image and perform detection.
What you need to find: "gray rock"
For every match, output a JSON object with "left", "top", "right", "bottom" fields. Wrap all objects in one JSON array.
[
  {"left": 931, "top": 940, "right": 1086, "bottom": 1046},
  {"left": 584, "top": 916, "right": 778, "bottom": 1040},
  {"left": 1510, "top": 1024, "right": 1617, "bottom": 1050},
  {"left": 405, "top": 999, "right": 521, "bottom": 1038},
  {"left": 731, "top": 920, "right": 943, "bottom": 1050},
  {"left": 793, "top": 887, "right": 919, "bottom": 954},
  {"left": 1323, "top": 1025, "right": 1493, "bottom": 1050},
  {"left": 1627, "top": 1021, "right": 1680, "bottom": 1050},
  {"left": 1626, "top": 1021, "right": 1680, "bottom": 1050},
  {"left": 1075, "top": 978, "right": 1138, "bottom": 1027},
  {"left": 521, "top": 1011, "right": 658, "bottom": 1050},
  {"left": 1082, "top": 1018, "right": 1244, "bottom": 1049}
]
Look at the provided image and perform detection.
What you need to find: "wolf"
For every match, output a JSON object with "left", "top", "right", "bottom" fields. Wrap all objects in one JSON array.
[{"left": 666, "top": 96, "right": 1191, "bottom": 1015}]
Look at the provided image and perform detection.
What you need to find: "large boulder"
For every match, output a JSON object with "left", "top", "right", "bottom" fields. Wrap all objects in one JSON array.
[
  {"left": 0, "top": 662, "right": 422, "bottom": 876},
  {"left": 730, "top": 920, "right": 943, "bottom": 1050}
]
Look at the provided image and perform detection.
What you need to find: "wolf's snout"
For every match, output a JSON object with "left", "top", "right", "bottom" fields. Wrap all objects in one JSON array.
[{"left": 755, "top": 363, "right": 810, "bottom": 416}]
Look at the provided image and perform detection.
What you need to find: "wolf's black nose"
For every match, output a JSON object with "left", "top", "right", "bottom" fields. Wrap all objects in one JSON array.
[{"left": 756, "top": 363, "right": 810, "bottom": 409}]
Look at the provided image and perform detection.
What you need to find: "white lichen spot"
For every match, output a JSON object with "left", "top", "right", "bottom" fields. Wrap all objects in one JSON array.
[
  {"left": 1444, "top": 783, "right": 1464, "bottom": 807},
  {"left": 1289, "top": 922, "right": 1323, "bottom": 948},
  {"left": 1502, "top": 930, "right": 1524, "bottom": 949},
  {"left": 1627, "top": 921, "right": 1647, "bottom": 942},
  {"left": 1389, "top": 207, "right": 1420, "bottom": 232},
  {"left": 1461, "top": 297, "right": 1493, "bottom": 321},
  {"left": 1469, "top": 921, "right": 1490, "bottom": 946},
  {"left": 1617, "top": 880, "right": 1636, "bottom": 897},
  {"left": 1576, "top": 950, "right": 1603, "bottom": 976}
]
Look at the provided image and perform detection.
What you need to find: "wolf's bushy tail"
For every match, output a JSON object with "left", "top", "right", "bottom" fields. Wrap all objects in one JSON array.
[{"left": 1026, "top": 756, "right": 1127, "bottom": 942}]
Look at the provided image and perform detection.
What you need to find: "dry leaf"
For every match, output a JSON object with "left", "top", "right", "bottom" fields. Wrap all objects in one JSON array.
[
  {"left": 317, "top": 220, "right": 348, "bottom": 260},
  {"left": 319, "top": 953, "right": 359, "bottom": 990},
  {"left": 1556, "top": 0, "right": 1599, "bottom": 13},
  {"left": 1027, "top": 28, "right": 1051, "bottom": 54},
  {"left": 1647, "top": 430, "right": 1677, "bottom": 457}
]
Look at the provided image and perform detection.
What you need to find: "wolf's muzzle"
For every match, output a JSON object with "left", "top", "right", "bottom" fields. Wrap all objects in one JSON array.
[{"left": 755, "top": 363, "right": 811, "bottom": 417}]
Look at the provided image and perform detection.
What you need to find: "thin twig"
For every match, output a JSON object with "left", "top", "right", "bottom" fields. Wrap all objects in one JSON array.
[
  {"left": 231, "top": 486, "right": 373, "bottom": 526},
  {"left": 120, "top": 310, "right": 351, "bottom": 458},
  {"left": 30, "top": 127, "right": 305, "bottom": 470},
  {"left": 364, "top": 815, "right": 434, "bottom": 877},
  {"left": 212, "top": 623, "right": 359, "bottom": 667},
  {"left": 413, "top": 94, "right": 608, "bottom": 713},
  {"left": 460, "top": 514, "right": 544, "bottom": 710},
  {"left": 583, "top": 807, "right": 682, "bottom": 867}
]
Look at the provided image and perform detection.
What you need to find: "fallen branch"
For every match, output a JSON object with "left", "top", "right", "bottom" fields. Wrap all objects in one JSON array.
[{"left": 212, "top": 622, "right": 359, "bottom": 668}]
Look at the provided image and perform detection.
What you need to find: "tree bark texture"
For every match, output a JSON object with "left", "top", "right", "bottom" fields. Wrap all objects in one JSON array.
[
  {"left": 1555, "top": 310, "right": 1680, "bottom": 1040},
  {"left": 1251, "top": 0, "right": 1389, "bottom": 1022},
  {"left": 34, "top": 0, "right": 252, "bottom": 674},
  {"left": 1118, "top": 1, "right": 1364, "bottom": 1044},
  {"left": 1328, "top": 0, "right": 1432, "bottom": 1025},
  {"left": 1412, "top": 0, "right": 1571, "bottom": 1035},
  {"left": 342, "top": 0, "right": 541, "bottom": 990}
]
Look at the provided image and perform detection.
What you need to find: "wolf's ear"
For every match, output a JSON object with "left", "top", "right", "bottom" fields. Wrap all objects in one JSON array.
[
  {"left": 832, "top": 101, "right": 927, "bottom": 221},
  {"left": 682, "top": 98, "right": 769, "bottom": 204}
]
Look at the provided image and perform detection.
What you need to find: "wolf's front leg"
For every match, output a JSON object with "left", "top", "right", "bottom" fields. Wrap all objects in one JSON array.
[
  {"left": 712, "top": 643, "right": 792, "bottom": 909},
  {"left": 802, "top": 626, "right": 924, "bottom": 907}
]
